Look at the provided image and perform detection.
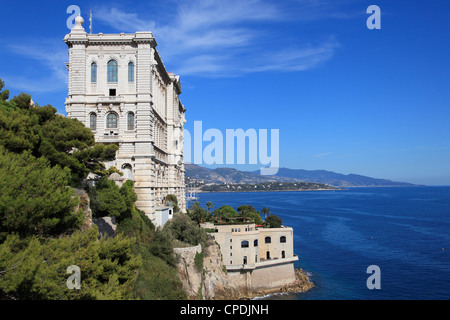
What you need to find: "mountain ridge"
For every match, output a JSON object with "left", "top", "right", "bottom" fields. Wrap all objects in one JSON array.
[{"left": 185, "top": 163, "right": 416, "bottom": 187}]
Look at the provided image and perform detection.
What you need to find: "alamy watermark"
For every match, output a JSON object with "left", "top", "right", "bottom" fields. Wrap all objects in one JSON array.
[
  {"left": 66, "top": 265, "right": 81, "bottom": 290},
  {"left": 366, "top": 265, "right": 381, "bottom": 290},
  {"left": 367, "top": 5, "right": 381, "bottom": 30},
  {"left": 66, "top": 5, "right": 81, "bottom": 29},
  {"left": 184, "top": 121, "right": 280, "bottom": 175}
]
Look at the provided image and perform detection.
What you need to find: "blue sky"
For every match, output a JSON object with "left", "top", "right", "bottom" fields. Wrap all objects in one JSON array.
[{"left": 1, "top": 0, "right": 449, "bottom": 185}]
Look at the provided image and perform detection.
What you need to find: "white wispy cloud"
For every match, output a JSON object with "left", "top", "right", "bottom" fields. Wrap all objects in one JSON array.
[
  {"left": 2, "top": 0, "right": 347, "bottom": 93},
  {"left": 94, "top": 0, "right": 342, "bottom": 77},
  {"left": 3, "top": 40, "right": 68, "bottom": 93},
  {"left": 314, "top": 152, "right": 333, "bottom": 158}
]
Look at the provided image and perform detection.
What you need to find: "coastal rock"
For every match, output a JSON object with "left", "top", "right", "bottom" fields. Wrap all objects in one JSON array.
[{"left": 174, "top": 239, "right": 313, "bottom": 300}]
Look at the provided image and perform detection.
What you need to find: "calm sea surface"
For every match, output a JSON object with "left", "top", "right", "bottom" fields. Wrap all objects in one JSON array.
[{"left": 194, "top": 187, "right": 450, "bottom": 300}]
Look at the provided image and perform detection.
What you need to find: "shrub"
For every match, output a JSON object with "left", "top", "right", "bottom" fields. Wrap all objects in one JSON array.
[
  {"left": 265, "top": 214, "right": 282, "bottom": 228},
  {"left": 165, "top": 213, "right": 208, "bottom": 247}
]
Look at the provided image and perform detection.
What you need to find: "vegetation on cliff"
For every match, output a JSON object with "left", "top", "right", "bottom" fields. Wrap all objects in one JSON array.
[
  {"left": 0, "top": 80, "right": 188, "bottom": 300},
  {"left": 186, "top": 201, "right": 282, "bottom": 228}
]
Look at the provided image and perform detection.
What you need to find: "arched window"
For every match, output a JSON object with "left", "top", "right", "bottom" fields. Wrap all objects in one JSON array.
[
  {"left": 107, "top": 60, "right": 118, "bottom": 82},
  {"left": 128, "top": 62, "right": 134, "bottom": 82},
  {"left": 89, "top": 112, "right": 97, "bottom": 130},
  {"left": 106, "top": 113, "right": 117, "bottom": 128},
  {"left": 127, "top": 112, "right": 135, "bottom": 130},
  {"left": 91, "top": 62, "right": 97, "bottom": 83},
  {"left": 253, "top": 239, "right": 258, "bottom": 247},
  {"left": 280, "top": 236, "right": 286, "bottom": 243},
  {"left": 241, "top": 240, "right": 249, "bottom": 248},
  {"left": 122, "top": 163, "right": 132, "bottom": 170},
  {"left": 265, "top": 236, "right": 271, "bottom": 244},
  {"left": 282, "top": 251, "right": 286, "bottom": 259}
]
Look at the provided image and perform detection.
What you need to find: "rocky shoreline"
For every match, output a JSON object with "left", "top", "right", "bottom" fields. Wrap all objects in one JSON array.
[
  {"left": 175, "top": 241, "right": 314, "bottom": 300},
  {"left": 237, "top": 268, "right": 314, "bottom": 300}
]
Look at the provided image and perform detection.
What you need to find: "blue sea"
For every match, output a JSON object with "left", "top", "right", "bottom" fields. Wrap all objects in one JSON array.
[{"left": 194, "top": 187, "right": 450, "bottom": 300}]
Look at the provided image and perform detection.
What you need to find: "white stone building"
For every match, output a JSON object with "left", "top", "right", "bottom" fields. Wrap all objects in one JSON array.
[
  {"left": 64, "top": 16, "right": 186, "bottom": 226},
  {"left": 201, "top": 222, "right": 299, "bottom": 290}
]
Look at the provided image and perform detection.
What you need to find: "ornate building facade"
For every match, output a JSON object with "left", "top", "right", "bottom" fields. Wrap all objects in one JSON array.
[{"left": 64, "top": 16, "right": 186, "bottom": 226}]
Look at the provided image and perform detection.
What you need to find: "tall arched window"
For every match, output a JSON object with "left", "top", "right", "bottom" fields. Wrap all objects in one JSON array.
[
  {"left": 128, "top": 62, "right": 134, "bottom": 82},
  {"left": 89, "top": 112, "right": 97, "bottom": 130},
  {"left": 107, "top": 60, "right": 118, "bottom": 82},
  {"left": 91, "top": 62, "right": 97, "bottom": 83},
  {"left": 106, "top": 113, "right": 118, "bottom": 128},
  {"left": 127, "top": 112, "right": 135, "bottom": 130}
]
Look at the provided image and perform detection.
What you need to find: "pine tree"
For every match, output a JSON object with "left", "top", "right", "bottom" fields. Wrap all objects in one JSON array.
[{"left": 0, "top": 147, "right": 82, "bottom": 241}]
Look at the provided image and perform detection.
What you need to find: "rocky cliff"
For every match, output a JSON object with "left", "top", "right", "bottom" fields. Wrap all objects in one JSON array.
[{"left": 174, "top": 238, "right": 314, "bottom": 300}]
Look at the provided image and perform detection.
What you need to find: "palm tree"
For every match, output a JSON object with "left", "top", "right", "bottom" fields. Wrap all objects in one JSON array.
[
  {"left": 206, "top": 201, "right": 213, "bottom": 214},
  {"left": 261, "top": 207, "right": 270, "bottom": 220}
]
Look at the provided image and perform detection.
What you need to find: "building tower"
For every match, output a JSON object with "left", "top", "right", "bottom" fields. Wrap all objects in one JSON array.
[{"left": 64, "top": 15, "right": 186, "bottom": 227}]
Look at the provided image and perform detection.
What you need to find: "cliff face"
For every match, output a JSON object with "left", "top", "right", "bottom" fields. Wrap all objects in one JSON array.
[
  {"left": 174, "top": 240, "right": 242, "bottom": 300},
  {"left": 174, "top": 239, "right": 313, "bottom": 300}
]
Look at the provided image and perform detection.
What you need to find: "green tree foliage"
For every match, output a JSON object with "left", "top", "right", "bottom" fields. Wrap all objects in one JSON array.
[
  {"left": 0, "top": 80, "right": 187, "bottom": 300},
  {"left": 165, "top": 213, "right": 208, "bottom": 246},
  {"left": 10, "top": 93, "right": 32, "bottom": 109},
  {"left": 0, "top": 84, "right": 118, "bottom": 183},
  {"left": 116, "top": 208, "right": 155, "bottom": 246},
  {"left": 0, "top": 147, "right": 82, "bottom": 241},
  {"left": 206, "top": 201, "right": 213, "bottom": 214},
  {"left": 261, "top": 207, "right": 271, "bottom": 220},
  {"left": 187, "top": 202, "right": 211, "bottom": 224},
  {"left": 265, "top": 214, "right": 283, "bottom": 228},
  {"left": 165, "top": 194, "right": 179, "bottom": 213},
  {"left": 148, "top": 228, "right": 176, "bottom": 267},
  {"left": 95, "top": 178, "right": 127, "bottom": 219},
  {"left": 116, "top": 209, "right": 187, "bottom": 300},
  {"left": 237, "top": 205, "right": 262, "bottom": 224},
  {"left": 0, "top": 227, "right": 141, "bottom": 300},
  {"left": 133, "top": 248, "right": 186, "bottom": 300},
  {"left": 88, "top": 177, "right": 137, "bottom": 221},
  {"left": 120, "top": 180, "right": 138, "bottom": 220},
  {"left": 213, "top": 205, "right": 238, "bottom": 221},
  {"left": 0, "top": 79, "right": 9, "bottom": 101}
]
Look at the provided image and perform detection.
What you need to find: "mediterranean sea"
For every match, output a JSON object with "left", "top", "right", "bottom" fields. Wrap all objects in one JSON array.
[{"left": 194, "top": 186, "right": 450, "bottom": 300}]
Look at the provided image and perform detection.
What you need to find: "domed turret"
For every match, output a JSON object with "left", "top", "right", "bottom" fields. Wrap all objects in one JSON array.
[{"left": 74, "top": 15, "right": 84, "bottom": 27}]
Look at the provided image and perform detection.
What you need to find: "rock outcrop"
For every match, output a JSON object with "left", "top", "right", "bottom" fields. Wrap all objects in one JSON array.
[{"left": 174, "top": 238, "right": 313, "bottom": 300}]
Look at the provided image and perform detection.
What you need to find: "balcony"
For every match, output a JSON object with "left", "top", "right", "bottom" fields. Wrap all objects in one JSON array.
[
  {"left": 225, "top": 255, "right": 298, "bottom": 271},
  {"left": 97, "top": 95, "right": 125, "bottom": 104},
  {"left": 98, "top": 130, "right": 121, "bottom": 143}
]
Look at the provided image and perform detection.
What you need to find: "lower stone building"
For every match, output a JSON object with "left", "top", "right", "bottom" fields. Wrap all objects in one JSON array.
[{"left": 201, "top": 222, "right": 299, "bottom": 291}]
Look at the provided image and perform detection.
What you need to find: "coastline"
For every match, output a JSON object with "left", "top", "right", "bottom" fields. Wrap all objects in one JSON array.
[
  {"left": 196, "top": 185, "right": 420, "bottom": 193},
  {"left": 197, "top": 188, "right": 342, "bottom": 193},
  {"left": 241, "top": 268, "right": 314, "bottom": 300}
]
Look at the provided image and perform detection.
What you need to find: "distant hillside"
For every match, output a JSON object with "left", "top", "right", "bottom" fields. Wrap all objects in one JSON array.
[
  {"left": 200, "top": 181, "right": 339, "bottom": 192},
  {"left": 185, "top": 164, "right": 415, "bottom": 187},
  {"left": 255, "top": 168, "right": 415, "bottom": 187},
  {"left": 185, "top": 163, "right": 298, "bottom": 185}
]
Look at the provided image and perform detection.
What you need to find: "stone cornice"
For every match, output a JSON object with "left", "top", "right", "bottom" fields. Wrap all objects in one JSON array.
[{"left": 64, "top": 31, "right": 156, "bottom": 47}]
